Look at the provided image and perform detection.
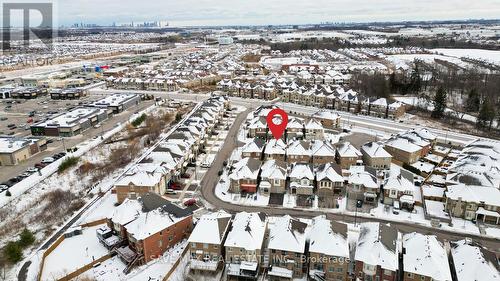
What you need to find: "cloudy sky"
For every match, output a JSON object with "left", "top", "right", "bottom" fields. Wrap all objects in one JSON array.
[{"left": 55, "top": 0, "right": 500, "bottom": 26}]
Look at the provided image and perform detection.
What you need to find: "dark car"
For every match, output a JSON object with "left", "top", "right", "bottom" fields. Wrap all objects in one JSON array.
[
  {"left": 34, "top": 163, "right": 47, "bottom": 169},
  {"left": 356, "top": 200, "right": 363, "bottom": 208},
  {"left": 7, "top": 123, "right": 15, "bottom": 128},
  {"left": 8, "top": 177, "right": 20, "bottom": 183},
  {"left": 53, "top": 154, "right": 62, "bottom": 159},
  {"left": 1, "top": 182, "right": 13, "bottom": 187},
  {"left": 46, "top": 139, "right": 54, "bottom": 144}
]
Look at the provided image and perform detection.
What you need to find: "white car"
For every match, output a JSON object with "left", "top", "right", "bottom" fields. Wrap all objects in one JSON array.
[
  {"left": 41, "top": 157, "right": 55, "bottom": 164},
  {"left": 26, "top": 167, "right": 39, "bottom": 173}
]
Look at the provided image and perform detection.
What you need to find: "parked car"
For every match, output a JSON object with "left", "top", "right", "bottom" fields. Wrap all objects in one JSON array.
[
  {"left": 1, "top": 181, "right": 13, "bottom": 187},
  {"left": 26, "top": 167, "right": 39, "bottom": 173},
  {"left": 356, "top": 200, "right": 363, "bottom": 208},
  {"left": 41, "top": 157, "right": 55, "bottom": 164},
  {"left": 34, "top": 163, "right": 47, "bottom": 169},
  {"left": 0, "top": 185, "right": 9, "bottom": 192},
  {"left": 52, "top": 154, "right": 62, "bottom": 160},
  {"left": 9, "top": 177, "right": 20, "bottom": 183},
  {"left": 7, "top": 123, "right": 15, "bottom": 128},
  {"left": 46, "top": 139, "right": 54, "bottom": 144},
  {"left": 170, "top": 182, "right": 182, "bottom": 190},
  {"left": 0, "top": 117, "right": 7, "bottom": 121},
  {"left": 19, "top": 172, "right": 31, "bottom": 178},
  {"left": 184, "top": 198, "right": 197, "bottom": 206}
]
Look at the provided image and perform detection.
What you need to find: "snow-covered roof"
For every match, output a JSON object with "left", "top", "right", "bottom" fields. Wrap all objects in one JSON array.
[
  {"left": 107, "top": 199, "right": 143, "bottom": 226},
  {"left": 286, "top": 140, "right": 311, "bottom": 156},
  {"left": 188, "top": 211, "right": 232, "bottom": 245},
  {"left": 361, "top": 142, "right": 392, "bottom": 158},
  {"left": 349, "top": 169, "right": 378, "bottom": 189},
  {"left": 242, "top": 138, "right": 265, "bottom": 154},
  {"left": 260, "top": 159, "right": 287, "bottom": 180},
  {"left": 383, "top": 175, "right": 414, "bottom": 193},
  {"left": 311, "top": 140, "right": 336, "bottom": 157},
  {"left": 403, "top": 233, "right": 452, "bottom": 281},
  {"left": 265, "top": 139, "right": 286, "bottom": 155},
  {"left": 445, "top": 184, "right": 500, "bottom": 207},
  {"left": 115, "top": 163, "right": 166, "bottom": 187},
  {"left": 289, "top": 163, "right": 314, "bottom": 180},
  {"left": 268, "top": 215, "right": 307, "bottom": 253},
  {"left": 125, "top": 206, "right": 190, "bottom": 240},
  {"left": 451, "top": 240, "right": 500, "bottom": 281},
  {"left": 224, "top": 212, "right": 267, "bottom": 251},
  {"left": 305, "top": 118, "right": 324, "bottom": 130},
  {"left": 337, "top": 142, "right": 362, "bottom": 157},
  {"left": 385, "top": 137, "right": 422, "bottom": 153},
  {"left": 354, "top": 222, "right": 398, "bottom": 271},
  {"left": 311, "top": 110, "right": 340, "bottom": 121},
  {"left": 229, "top": 157, "right": 261, "bottom": 180},
  {"left": 316, "top": 163, "right": 343, "bottom": 183},
  {"left": 308, "top": 216, "right": 349, "bottom": 258}
]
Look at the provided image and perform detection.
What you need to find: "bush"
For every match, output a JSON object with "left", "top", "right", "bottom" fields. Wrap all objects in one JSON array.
[
  {"left": 58, "top": 156, "right": 79, "bottom": 173},
  {"left": 19, "top": 229, "right": 35, "bottom": 248},
  {"left": 4, "top": 241, "right": 22, "bottom": 263},
  {"left": 5, "top": 190, "right": 11, "bottom": 196},
  {"left": 131, "top": 113, "right": 147, "bottom": 127}
]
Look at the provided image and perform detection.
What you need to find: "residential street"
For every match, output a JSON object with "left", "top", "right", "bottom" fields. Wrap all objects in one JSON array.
[{"left": 200, "top": 106, "right": 500, "bottom": 251}]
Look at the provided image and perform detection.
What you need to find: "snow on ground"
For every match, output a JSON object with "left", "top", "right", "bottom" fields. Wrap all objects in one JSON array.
[
  {"left": 484, "top": 226, "right": 500, "bottom": 238},
  {"left": 82, "top": 240, "right": 188, "bottom": 281},
  {"left": 78, "top": 192, "right": 118, "bottom": 225},
  {"left": 432, "top": 48, "right": 500, "bottom": 65},
  {"left": 386, "top": 54, "right": 473, "bottom": 70},
  {"left": 214, "top": 171, "right": 269, "bottom": 207},
  {"left": 283, "top": 193, "right": 297, "bottom": 208},
  {"left": 41, "top": 225, "right": 109, "bottom": 281}
]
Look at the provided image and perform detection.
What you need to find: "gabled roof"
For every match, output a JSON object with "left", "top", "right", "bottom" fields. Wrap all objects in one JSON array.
[
  {"left": 305, "top": 118, "right": 324, "bottom": 130},
  {"left": 265, "top": 139, "right": 286, "bottom": 155},
  {"left": 337, "top": 142, "right": 362, "bottom": 158},
  {"left": 268, "top": 215, "right": 307, "bottom": 253},
  {"left": 289, "top": 163, "right": 314, "bottom": 180},
  {"left": 311, "top": 140, "right": 336, "bottom": 157},
  {"left": 287, "top": 140, "right": 311, "bottom": 156},
  {"left": 242, "top": 138, "right": 266, "bottom": 154},
  {"left": 361, "top": 142, "right": 392, "bottom": 158},
  {"left": 224, "top": 212, "right": 267, "bottom": 251},
  {"left": 229, "top": 157, "right": 261, "bottom": 180},
  {"left": 188, "top": 211, "right": 232, "bottom": 245},
  {"left": 451, "top": 239, "right": 500, "bottom": 281},
  {"left": 316, "top": 163, "right": 343, "bottom": 183},
  {"left": 308, "top": 216, "right": 349, "bottom": 258},
  {"left": 355, "top": 222, "right": 398, "bottom": 271},
  {"left": 403, "top": 233, "right": 452, "bottom": 281},
  {"left": 383, "top": 174, "right": 414, "bottom": 193},
  {"left": 260, "top": 159, "right": 287, "bottom": 180}
]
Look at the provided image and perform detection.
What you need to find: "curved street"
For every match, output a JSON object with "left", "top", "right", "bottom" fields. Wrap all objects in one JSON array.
[{"left": 200, "top": 108, "right": 500, "bottom": 251}]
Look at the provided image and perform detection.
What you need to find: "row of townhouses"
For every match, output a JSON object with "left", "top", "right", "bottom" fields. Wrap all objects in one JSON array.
[
  {"left": 113, "top": 95, "right": 230, "bottom": 204},
  {"left": 188, "top": 211, "right": 499, "bottom": 281},
  {"left": 218, "top": 79, "right": 406, "bottom": 119}
]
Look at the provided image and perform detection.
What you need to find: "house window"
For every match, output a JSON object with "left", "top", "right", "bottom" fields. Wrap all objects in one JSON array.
[
  {"left": 329, "top": 267, "right": 334, "bottom": 272},
  {"left": 203, "top": 243, "right": 209, "bottom": 249},
  {"left": 158, "top": 240, "right": 163, "bottom": 248},
  {"left": 274, "top": 179, "right": 280, "bottom": 185}
]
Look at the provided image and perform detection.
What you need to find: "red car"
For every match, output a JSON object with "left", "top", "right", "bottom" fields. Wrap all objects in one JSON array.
[
  {"left": 170, "top": 182, "right": 182, "bottom": 190},
  {"left": 184, "top": 198, "right": 196, "bottom": 206}
]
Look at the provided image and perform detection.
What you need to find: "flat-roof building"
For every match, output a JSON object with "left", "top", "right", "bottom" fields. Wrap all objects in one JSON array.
[
  {"left": 0, "top": 136, "right": 47, "bottom": 166},
  {"left": 90, "top": 93, "right": 140, "bottom": 113}
]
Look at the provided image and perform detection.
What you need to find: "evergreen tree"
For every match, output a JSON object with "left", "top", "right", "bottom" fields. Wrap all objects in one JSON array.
[
  {"left": 409, "top": 62, "right": 422, "bottom": 94},
  {"left": 477, "top": 100, "right": 496, "bottom": 130},
  {"left": 19, "top": 229, "right": 35, "bottom": 248},
  {"left": 4, "top": 242, "right": 22, "bottom": 263},
  {"left": 431, "top": 87, "right": 447, "bottom": 119}
]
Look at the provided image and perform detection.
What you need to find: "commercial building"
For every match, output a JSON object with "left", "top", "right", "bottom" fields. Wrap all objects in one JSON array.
[{"left": 0, "top": 136, "right": 47, "bottom": 166}]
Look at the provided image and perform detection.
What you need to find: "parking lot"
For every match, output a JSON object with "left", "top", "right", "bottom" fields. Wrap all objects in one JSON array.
[
  {"left": 0, "top": 94, "right": 99, "bottom": 137},
  {"left": 0, "top": 98, "right": 155, "bottom": 184}
]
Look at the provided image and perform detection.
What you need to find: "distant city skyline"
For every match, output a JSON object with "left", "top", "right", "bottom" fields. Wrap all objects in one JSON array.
[{"left": 57, "top": 0, "right": 500, "bottom": 27}]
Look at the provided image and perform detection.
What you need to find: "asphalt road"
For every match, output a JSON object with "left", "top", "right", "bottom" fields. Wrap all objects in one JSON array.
[{"left": 200, "top": 106, "right": 500, "bottom": 252}]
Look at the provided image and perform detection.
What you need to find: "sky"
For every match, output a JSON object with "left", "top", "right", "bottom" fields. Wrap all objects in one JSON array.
[{"left": 8, "top": 0, "right": 500, "bottom": 27}]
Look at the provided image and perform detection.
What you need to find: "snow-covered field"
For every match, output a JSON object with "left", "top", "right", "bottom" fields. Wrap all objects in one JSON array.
[
  {"left": 386, "top": 53, "right": 473, "bottom": 70},
  {"left": 432, "top": 48, "right": 500, "bottom": 65}
]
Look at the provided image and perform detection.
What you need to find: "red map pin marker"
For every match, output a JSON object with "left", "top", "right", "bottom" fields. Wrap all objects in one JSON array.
[{"left": 267, "top": 108, "right": 288, "bottom": 140}]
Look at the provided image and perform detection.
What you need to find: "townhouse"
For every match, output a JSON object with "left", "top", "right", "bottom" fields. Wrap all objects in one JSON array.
[
  {"left": 114, "top": 163, "right": 168, "bottom": 203},
  {"left": 348, "top": 166, "right": 379, "bottom": 203},
  {"left": 305, "top": 118, "right": 325, "bottom": 140},
  {"left": 189, "top": 211, "right": 232, "bottom": 272},
  {"left": 242, "top": 138, "right": 266, "bottom": 159},
  {"left": 264, "top": 139, "right": 287, "bottom": 161},
  {"left": 289, "top": 163, "right": 315, "bottom": 196},
  {"left": 316, "top": 163, "right": 344, "bottom": 208},
  {"left": 286, "top": 118, "right": 305, "bottom": 139},
  {"left": 248, "top": 116, "right": 268, "bottom": 138},
  {"left": 384, "top": 138, "right": 422, "bottom": 165},
  {"left": 259, "top": 159, "right": 288, "bottom": 195},
  {"left": 335, "top": 142, "right": 362, "bottom": 169},
  {"left": 308, "top": 216, "right": 349, "bottom": 281},
  {"left": 286, "top": 140, "right": 312, "bottom": 164},
  {"left": 382, "top": 172, "right": 415, "bottom": 210},
  {"left": 449, "top": 239, "right": 500, "bottom": 281},
  {"left": 229, "top": 157, "right": 262, "bottom": 193},
  {"left": 311, "top": 140, "right": 337, "bottom": 165},
  {"left": 224, "top": 212, "right": 267, "bottom": 280},
  {"left": 101, "top": 193, "right": 193, "bottom": 270},
  {"left": 445, "top": 184, "right": 500, "bottom": 224},
  {"left": 354, "top": 222, "right": 399, "bottom": 281},
  {"left": 402, "top": 233, "right": 452, "bottom": 281},
  {"left": 311, "top": 110, "right": 341, "bottom": 129},
  {"left": 361, "top": 141, "right": 392, "bottom": 170},
  {"left": 267, "top": 215, "right": 308, "bottom": 280}
]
